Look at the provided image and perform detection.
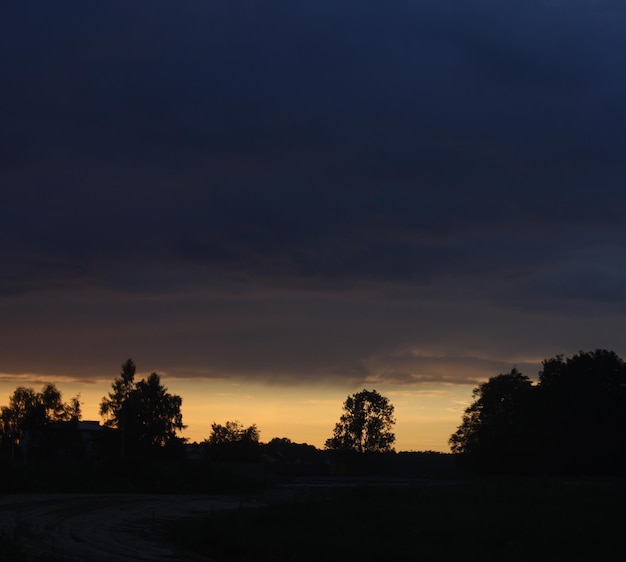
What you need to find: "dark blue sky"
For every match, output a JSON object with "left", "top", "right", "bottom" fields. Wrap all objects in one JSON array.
[{"left": 2, "top": 0, "right": 626, "bottom": 388}]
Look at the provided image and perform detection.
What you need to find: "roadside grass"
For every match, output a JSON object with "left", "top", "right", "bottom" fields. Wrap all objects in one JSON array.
[{"left": 166, "top": 477, "right": 626, "bottom": 562}]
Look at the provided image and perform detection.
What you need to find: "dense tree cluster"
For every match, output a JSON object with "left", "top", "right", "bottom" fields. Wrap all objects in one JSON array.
[
  {"left": 0, "top": 384, "right": 81, "bottom": 457},
  {"left": 100, "top": 359, "right": 186, "bottom": 458},
  {"left": 205, "top": 420, "right": 261, "bottom": 461},
  {"left": 263, "top": 436, "right": 320, "bottom": 461},
  {"left": 450, "top": 349, "right": 626, "bottom": 475}
]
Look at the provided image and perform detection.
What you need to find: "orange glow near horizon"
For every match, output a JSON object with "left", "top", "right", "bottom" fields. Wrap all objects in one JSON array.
[{"left": 0, "top": 376, "right": 471, "bottom": 452}]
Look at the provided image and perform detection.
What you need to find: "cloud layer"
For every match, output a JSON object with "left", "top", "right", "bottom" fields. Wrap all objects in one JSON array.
[{"left": 2, "top": 1, "right": 626, "bottom": 386}]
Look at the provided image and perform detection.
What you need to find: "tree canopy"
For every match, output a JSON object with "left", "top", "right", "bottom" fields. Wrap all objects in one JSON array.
[
  {"left": 449, "top": 368, "right": 534, "bottom": 471},
  {"left": 325, "top": 389, "right": 396, "bottom": 453},
  {"left": 0, "top": 384, "right": 81, "bottom": 449},
  {"left": 100, "top": 359, "right": 185, "bottom": 457},
  {"left": 205, "top": 420, "right": 261, "bottom": 461},
  {"left": 450, "top": 349, "right": 626, "bottom": 475},
  {"left": 207, "top": 420, "right": 260, "bottom": 446}
]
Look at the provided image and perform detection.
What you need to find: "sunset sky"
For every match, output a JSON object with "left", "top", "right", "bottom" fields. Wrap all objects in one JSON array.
[{"left": 2, "top": 1, "right": 626, "bottom": 451}]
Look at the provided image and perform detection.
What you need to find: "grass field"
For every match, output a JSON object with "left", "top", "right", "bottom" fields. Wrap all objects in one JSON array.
[
  {"left": 166, "top": 477, "right": 626, "bottom": 562},
  {"left": 0, "top": 529, "right": 66, "bottom": 562}
]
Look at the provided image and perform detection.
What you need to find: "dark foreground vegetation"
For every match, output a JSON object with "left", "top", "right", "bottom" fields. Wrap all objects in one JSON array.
[
  {"left": 451, "top": 349, "right": 626, "bottom": 475},
  {"left": 0, "top": 449, "right": 456, "bottom": 494},
  {"left": 0, "top": 530, "right": 64, "bottom": 562},
  {"left": 166, "top": 477, "right": 626, "bottom": 562},
  {"left": 3, "top": 473, "right": 626, "bottom": 562}
]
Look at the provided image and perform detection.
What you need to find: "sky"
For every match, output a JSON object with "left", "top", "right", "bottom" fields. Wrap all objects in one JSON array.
[{"left": 2, "top": 0, "right": 626, "bottom": 451}]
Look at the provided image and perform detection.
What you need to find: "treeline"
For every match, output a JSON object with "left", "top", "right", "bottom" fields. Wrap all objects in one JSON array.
[
  {"left": 0, "top": 361, "right": 402, "bottom": 465},
  {"left": 0, "top": 359, "right": 186, "bottom": 463},
  {"left": 450, "top": 349, "right": 626, "bottom": 476},
  {"left": 0, "top": 359, "right": 459, "bottom": 491},
  {"left": 10, "top": 348, "right": 624, "bottom": 481},
  {"left": 0, "top": 384, "right": 83, "bottom": 462}
]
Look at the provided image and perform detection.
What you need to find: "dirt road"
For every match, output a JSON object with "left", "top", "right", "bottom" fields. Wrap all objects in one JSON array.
[{"left": 0, "top": 493, "right": 254, "bottom": 561}]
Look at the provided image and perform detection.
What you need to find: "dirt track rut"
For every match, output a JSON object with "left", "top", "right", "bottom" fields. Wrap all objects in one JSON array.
[{"left": 0, "top": 493, "right": 252, "bottom": 561}]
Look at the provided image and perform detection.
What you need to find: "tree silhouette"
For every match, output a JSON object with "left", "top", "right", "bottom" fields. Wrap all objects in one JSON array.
[
  {"left": 207, "top": 421, "right": 259, "bottom": 445},
  {"left": 205, "top": 421, "right": 260, "bottom": 461},
  {"left": 100, "top": 359, "right": 185, "bottom": 457},
  {"left": 325, "top": 389, "right": 396, "bottom": 453},
  {"left": 0, "top": 384, "right": 81, "bottom": 461},
  {"left": 537, "top": 349, "right": 626, "bottom": 474},
  {"left": 100, "top": 358, "right": 137, "bottom": 457},
  {"left": 100, "top": 358, "right": 136, "bottom": 426},
  {"left": 130, "top": 373, "right": 185, "bottom": 449},
  {"left": 449, "top": 368, "right": 534, "bottom": 471},
  {"left": 450, "top": 350, "right": 626, "bottom": 475}
]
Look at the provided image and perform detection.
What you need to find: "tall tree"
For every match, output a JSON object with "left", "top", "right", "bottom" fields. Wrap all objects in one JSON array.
[
  {"left": 100, "top": 359, "right": 186, "bottom": 457},
  {"left": 100, "top": 358, "right": 136, "bottom": 428},
  {"left": 449, "top": 368, "right": 534, "bottom": 471},
  {"left": 130, "top": 372, "right": 185, "bottom": 449},
  {"left": 100, "top": 358, "right": 137, "bottom": 458},
  {"left": 325, "top": 389, "right": 396, "bottom": 453}
]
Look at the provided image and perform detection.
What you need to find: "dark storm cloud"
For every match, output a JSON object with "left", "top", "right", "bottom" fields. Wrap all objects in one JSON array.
[{"left": 2, "top": 1, "right": 626, "bottom": 384}]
